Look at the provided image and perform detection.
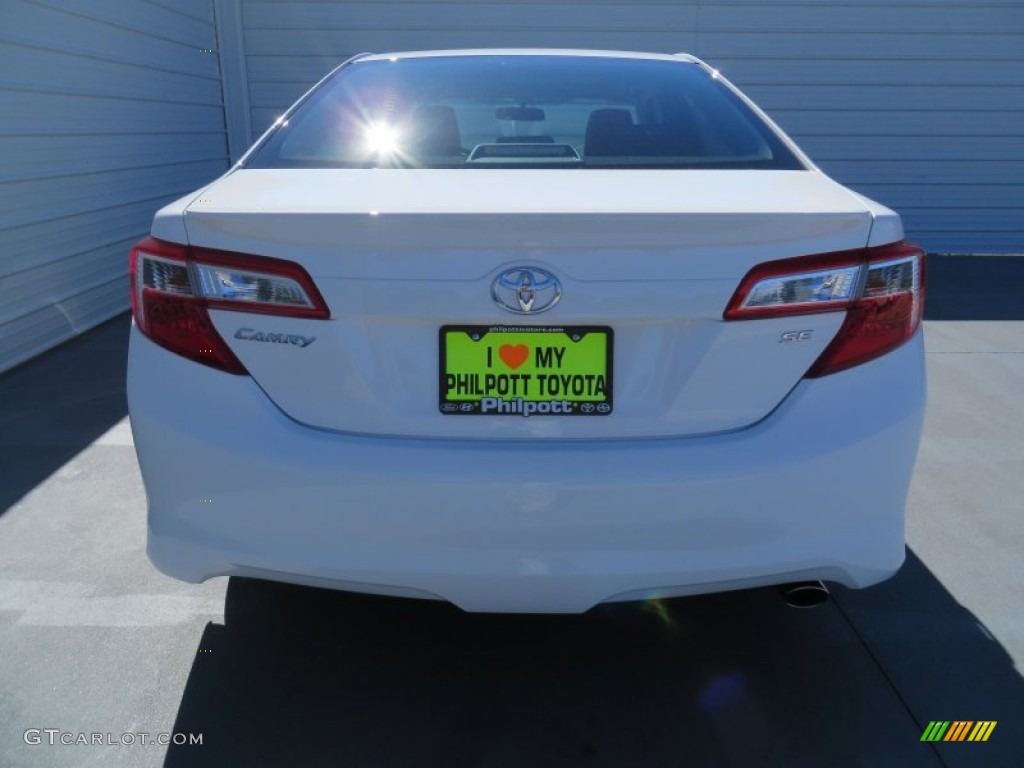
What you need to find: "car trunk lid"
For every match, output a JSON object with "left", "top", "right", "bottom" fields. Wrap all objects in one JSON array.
[{"left": 183, "top": 168, "right": 872, "bottom": 439}]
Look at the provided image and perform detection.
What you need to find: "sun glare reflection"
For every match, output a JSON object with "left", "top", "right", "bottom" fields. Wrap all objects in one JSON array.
[
  {"left": 698, "top": 672, "right": 747, "bottom": 711},
  {"left": 643, "top": 596, "right": 675, "bottom": 628},
  {"left": 364, "top": 122, "right": 399, "bottom": 154}
]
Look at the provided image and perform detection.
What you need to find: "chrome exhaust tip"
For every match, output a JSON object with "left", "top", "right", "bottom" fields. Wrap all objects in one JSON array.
[{"left": 779, "top": 580, "right": 830, "bottom": 609}]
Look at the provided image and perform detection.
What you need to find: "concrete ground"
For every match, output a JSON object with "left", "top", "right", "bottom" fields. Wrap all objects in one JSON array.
[{"left": 1, "top": 255, "right": 1022, "bottom": 767}]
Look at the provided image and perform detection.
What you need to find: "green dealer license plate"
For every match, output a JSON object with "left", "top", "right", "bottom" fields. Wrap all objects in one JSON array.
[{"left": 439, "top": 325, "right": 613, "bottom": 416}]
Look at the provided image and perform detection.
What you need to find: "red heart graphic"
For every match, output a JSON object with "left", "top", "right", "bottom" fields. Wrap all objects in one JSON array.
[{"left": 498, "top": 344, "right": 529, "bottom": 370}]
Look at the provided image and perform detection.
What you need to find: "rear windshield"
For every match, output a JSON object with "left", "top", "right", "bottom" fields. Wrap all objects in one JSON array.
[{"left": 246, "top": 55, "right": 805, "bottom": 170}]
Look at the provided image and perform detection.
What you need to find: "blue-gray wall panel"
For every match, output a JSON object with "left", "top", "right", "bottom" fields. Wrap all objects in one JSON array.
[
  {"left": 234, "top": 0, "right": 1024, "bottom": 254},
  {"left": 0, "top": 0, "right": 231, "bottom": 373}
]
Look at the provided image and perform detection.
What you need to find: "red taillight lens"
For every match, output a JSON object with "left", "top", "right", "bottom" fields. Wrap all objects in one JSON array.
[
  {"left": 128, "top": 237, "right": 330, "bottom": 374},
  {"left": 724, "top": 241, "right": 926, "bottom": 377}
]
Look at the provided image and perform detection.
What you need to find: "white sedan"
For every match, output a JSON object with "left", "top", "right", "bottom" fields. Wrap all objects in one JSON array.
[{"left": 128, "top": 50, "right": 925, "bottom": 613}]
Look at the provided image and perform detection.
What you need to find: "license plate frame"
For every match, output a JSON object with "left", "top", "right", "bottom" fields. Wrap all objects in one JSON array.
[{"left": 439, "top": 325, "right": 613, "bottom": 416}]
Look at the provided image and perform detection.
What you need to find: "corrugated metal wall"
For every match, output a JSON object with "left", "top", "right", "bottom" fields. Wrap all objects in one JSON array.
[
  {"left": 235, "top": 0, "right": 1024, "bottom": 254},
  {"left": 0, "top": 0, "right": 230, "bottom": 373},
  {"left": 1, "top": 1, "right": 1020, "bottom": 372}
]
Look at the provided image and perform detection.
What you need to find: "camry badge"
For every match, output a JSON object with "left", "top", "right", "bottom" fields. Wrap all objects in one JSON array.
[
  {"left": 234, "top": 328, "right": 317, "bottom": 348},
  {"left": 491, "top": 268, "right": 562, "bottom": 314}
]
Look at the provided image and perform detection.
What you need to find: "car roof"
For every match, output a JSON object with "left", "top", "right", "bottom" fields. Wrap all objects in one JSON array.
[{"left": 357, "top": 49, "right": 700, "bottom": 64}]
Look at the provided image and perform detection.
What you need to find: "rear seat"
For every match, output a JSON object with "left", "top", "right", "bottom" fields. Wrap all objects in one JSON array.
[{"left": 584, "top": 107, "right": 705, "bottom": 158}]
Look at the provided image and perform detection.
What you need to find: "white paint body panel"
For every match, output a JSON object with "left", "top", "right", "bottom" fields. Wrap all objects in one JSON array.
[
  {"left": 130, "top": 51, "right": 927, "bottom": 611},
  {"left": 183, "top": 169, "right": 868, "bottom": 438},
  {"left": 130, "top": 327, "right": 925, "bottom": 613},
  {"left": 185, "top": 167, "right": 858, "bottom": 219}
]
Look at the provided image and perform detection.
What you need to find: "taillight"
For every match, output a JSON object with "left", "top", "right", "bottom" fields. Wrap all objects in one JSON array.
[
  {"left": 129, "top": 237, "right": 330, "bottom": 374},
  {"left": 724, "top": 241, "right": 925, "bottom": 377}
]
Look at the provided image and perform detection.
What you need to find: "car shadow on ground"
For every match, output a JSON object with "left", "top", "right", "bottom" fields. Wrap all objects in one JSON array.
[
  {"left": 164, "top": 550, "right": 1023, "bottom": 768},
  {"left": 925, "top": 254, "right": 1024, "bottom": 320},
  {"left": 0, "top": 314, "right": 130, "bottom": 519}
]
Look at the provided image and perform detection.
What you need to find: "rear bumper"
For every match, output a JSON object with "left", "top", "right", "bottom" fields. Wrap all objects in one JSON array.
[{"left": 128, "top": 327, "right": 925, "bottom": 613}]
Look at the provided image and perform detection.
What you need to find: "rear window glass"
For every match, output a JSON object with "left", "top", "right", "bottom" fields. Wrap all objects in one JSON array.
[{"left": 246, "top": 55, "right": 805, "bottom": 170}]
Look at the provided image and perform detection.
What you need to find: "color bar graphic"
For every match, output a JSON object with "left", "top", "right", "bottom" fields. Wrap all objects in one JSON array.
[
  {"left": 921, "top": 720, "right": 996, "bottom": 742},
  {"left": 967, "top": 721, "right": 997, "bottom": 742}
]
